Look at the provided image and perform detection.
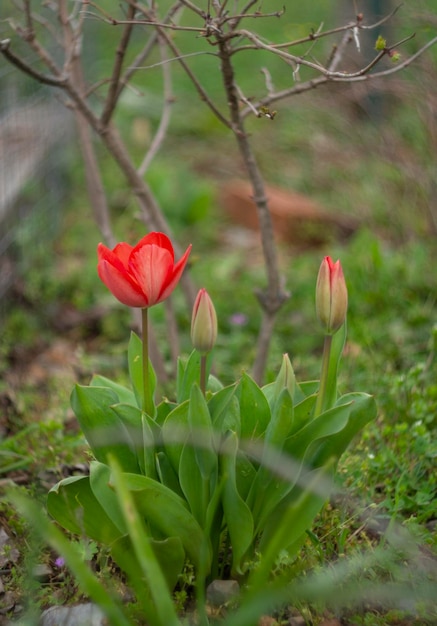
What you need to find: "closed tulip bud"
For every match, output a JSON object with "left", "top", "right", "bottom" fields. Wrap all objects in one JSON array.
[
  {"left": 316, "top": 256, "right": 348, "bottom": 334},
  {"left": 191, "top": 289, "right": 217, "bottom": 354},
  {"left": 275, "top": 353, "right": 296, "bottom": 398}
]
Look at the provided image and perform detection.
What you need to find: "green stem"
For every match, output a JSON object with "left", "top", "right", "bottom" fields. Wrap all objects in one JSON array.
[
  {"left": 314, "top": 333, "right": 333, "bottom": 417},
  {"left": 200, "top": 354, "right": 207, "bottom": 395},
  {"left": 141, "top": 307, "right": 153, "bottom": 416}
]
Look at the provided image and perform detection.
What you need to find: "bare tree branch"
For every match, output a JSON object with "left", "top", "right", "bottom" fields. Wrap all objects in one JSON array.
[
  {"left": 137, "top": 35, "right": 174, "bottom": 177},
  {"left": 100, "top": 3, "right": 137, "bottom": 126}
]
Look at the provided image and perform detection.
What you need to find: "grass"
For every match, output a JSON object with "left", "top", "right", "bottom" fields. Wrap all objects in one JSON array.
[{"left": 1, "top": 1, "right": 437, "bottom": 624}]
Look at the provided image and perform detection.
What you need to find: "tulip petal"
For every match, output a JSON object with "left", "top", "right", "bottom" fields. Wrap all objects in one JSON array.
[
  {"left": 159, "top": 244, "right": 192, "bottom": 302},
  {"left": 98, "top": 259, "right": 147, "bottom": 307},
  {"left": 97, "top": 242, "right": 133, "bottom": 273},
  {"left": 129, "top": 244, "right": 174, "bottom": 306},
  {"left": 132, "top": 232, "right": 175, "bottom": 261}
]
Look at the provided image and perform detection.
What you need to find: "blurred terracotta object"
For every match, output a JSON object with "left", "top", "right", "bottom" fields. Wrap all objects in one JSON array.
[{"left": 220, "top": 180, "right": 358, "bottom": 247}]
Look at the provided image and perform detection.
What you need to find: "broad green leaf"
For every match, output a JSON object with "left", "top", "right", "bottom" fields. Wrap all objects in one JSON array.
[
  {"left": 177, "top": 350, "right": 212, "bottom": 403},
  {"left": 128, "top": 332, "right": 156, "bottom": 414},
  {"left": 208, "top": 384, "right": 239, "bottom": 432},
  {"left": 110, "top": 403, "right": 144, "bottom": 473},
  {"left": 289, "top": 394, "right": 317, "bottom": 437},
  {"left": 307, "top": 393, "right": 377, "bottom": 468},
  {"left": 90, "top": 375, "right": 136, "bottom": 406},
  {"left": 179, "top": 441, "right": 207, "bottom": 525},
  {"left": 237, "top": 373, "right": 271, "bottom": 442},
  {"left": 247, "top": 390, "right": 294, "bottom": 525},
  {"left": 162, "top": 400, "right": 189, "bottom": 473},
  {"left": 265, "top": 389, "right": 294, "bottom": 449},
  {"left": 255, "top": 400, "right": 355, "bottom": 532},
  {"left": 156, "top": 399, "right": 176, "bottom": 427},
  {"left": 298, "top": 380, "right": 319, "bottom": 398},
  {"left": 221, "top": 431, "right": 254, "bottom": 575},
  {"left": 209, "top": 384, "right": 240, "bottom": 435},
  {"left": 114, "top": 472, "right": 210, "bottom": 571},
  {"left": 89, "top": 461, "right": 127, "bottom": 534},
  {"left": 109, "top": 463, "right": 180, "bottom": 626},
  {"left": 155, "top": 451, "right": 184, "bottom": 498},
  {"left": 111, "top": 535, "right": 185, "bottom": 593},
  {"left": 188, "top": 384, "right": 217, "bottom": 480},
  {"left": 71, "top": 385, "right": 139, "bottom": 473},
  {"left": 47, "top": 475, "right": 122, "bottom": 544},
  {"left": 235, "top": 453, "right": 257, "bottom": 500},
  {"left": 283, "top": 399, "right": 355, "bottom": 464},
  {"left": 254, "top": 464, "right": 334, "bottom": 591}
]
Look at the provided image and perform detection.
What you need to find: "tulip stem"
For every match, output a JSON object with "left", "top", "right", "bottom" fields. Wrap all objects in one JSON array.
[
  {"left": 200, "top": 354, "right": 207, "bottom": 396},
  {"left": 314, "top": 333, "right": 333, "bottom": 417},
  {"left": 141, "top": 307, "right": 154, "bottom": 416}
]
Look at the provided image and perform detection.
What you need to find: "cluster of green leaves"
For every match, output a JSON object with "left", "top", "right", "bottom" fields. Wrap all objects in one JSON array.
[{"left": 43, "top": 327, "right": 376, "bottom": 624}]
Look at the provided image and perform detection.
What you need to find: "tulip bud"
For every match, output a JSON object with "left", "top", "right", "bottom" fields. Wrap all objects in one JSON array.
[
  {"left": 315, "top": 256, "right": 348, "bottom": 334},
  {"left": 191, "top": 289, "right": 217, "bottom": 354},
  {"left": 275, "top": 353, "right": 296, "bottom": 398}
]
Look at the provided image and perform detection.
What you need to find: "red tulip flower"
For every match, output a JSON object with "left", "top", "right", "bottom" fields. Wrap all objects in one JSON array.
[{"left": 97, "top": 232, "right": 191, "bottom": 308}]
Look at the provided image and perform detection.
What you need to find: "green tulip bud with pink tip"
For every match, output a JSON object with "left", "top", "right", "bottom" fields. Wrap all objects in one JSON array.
[
  {"left": 191, "top": 288, "right": 217, "bottom": 355},
  {"left": 315, "top": 256, "right": 348, "bottom": 335}
]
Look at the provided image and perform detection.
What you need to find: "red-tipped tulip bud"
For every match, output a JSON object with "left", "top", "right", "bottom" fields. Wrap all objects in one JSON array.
[
  {"left": 191, "top": 289, "right": 217, "bottom": 354},
  {"left": 316, "top": 256, "right": 348, "bottom": 334}
]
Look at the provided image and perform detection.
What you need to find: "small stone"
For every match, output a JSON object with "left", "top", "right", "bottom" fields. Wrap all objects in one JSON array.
[
  {"left": 258, "top": 616, "right": 279, "bottom": 626},
  {"left": 32, "top": 563, "right": 52, "bottom": 582},
  {"left": 0, "top": 528, "right": 20, "bottom": 567},
  {"left": 206, "top": 579, "right": 240, "bottom": 607},
  {"left": 40, "top": 603, "right": 107, "bottom": 626}
]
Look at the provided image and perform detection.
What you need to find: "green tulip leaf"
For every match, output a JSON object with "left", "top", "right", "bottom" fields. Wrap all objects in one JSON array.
[
  {"left": 109, "top": 403, "right": 145, "bottom": 473},
  {"left": 177, "top": 350, "right": 212, "bottom": 403},
  {"left": 47, "top": 475, "right": 122, "bottom": 544},
  {"left": 284, "top": 398, "right": 355, "bottom": 464},
  {"left": 90, "top": 374, "right": 136, "bottom": 406},
  {"left": 162, "top": 400, "right": 189, "bottom": 474},
  {"left": 221, "top": 431, "right": 254, "bottom": 575},
  {"left": 89, "top": 461, "right": 127, "bottom": 534},
  {"left": 255, "top": 464, "right": 335, "bottom": 592},
  {"left": 188, "top": 384, "right": 217, "bottom": 480},
  {"left": 71, "top": 385, "right": 140, "bottom": 473},
  {"left": 111, "top": 534, "right": 185, "bottom": 592},
  {"left": 247, "top": 389, "right": 294, "bottom": 524},
  {"left": 209, "top": 383, "right": 239, "bottom": 434},
  {"left": 289, "top": 394, "right": 317, "bottom": 437},
  {"left": 298, "top": 380, "right": 320, "bottom": 398},
  {"left": 306, "top": 392, "right": 377, "bottom": 468},
  {"left": 235, "top": 453, "right": 257, "bottom": 501},
  {"left": 112, "top": 472, "right": 210, "bottom": 571},
  {"left": 179, "top": 441, "right": 207, "bottom": 525},
  {"left": 155, "top": 451, "right": 184, "bottom": 498},
  {"left": 254, "top": 399, "right": 355, "bottom": 532},
  {"left": 237, "top": 373, "right": 271, "bottom": 442}
]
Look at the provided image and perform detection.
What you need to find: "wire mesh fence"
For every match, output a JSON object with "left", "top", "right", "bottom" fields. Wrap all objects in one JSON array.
[{"left": 0, "top": 83, "right": 72, "bottom": 309}]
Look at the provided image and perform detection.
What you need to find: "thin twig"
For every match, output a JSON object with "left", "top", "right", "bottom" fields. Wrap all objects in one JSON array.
[
  {"left": 101, "top": 3, "right": 136, "bottom": 126},
  {"left": 0, "top": 40, "right": 66, "bottom": 86},
  {"left": 137, "top": 35, "right": 174, "bottom": 176}
]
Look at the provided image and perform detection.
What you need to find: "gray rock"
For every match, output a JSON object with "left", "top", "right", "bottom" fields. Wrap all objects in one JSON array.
[
  {"left": 206, "top": 579, "right": 240, "bottom": 607},
  {"left": 40, "top": 603, "right": 107, "bottom": 626}
]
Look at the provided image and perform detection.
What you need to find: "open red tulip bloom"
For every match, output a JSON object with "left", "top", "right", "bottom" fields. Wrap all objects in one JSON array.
[{"left": 97, "top": 232, "right": 191, "bottom": 308}]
